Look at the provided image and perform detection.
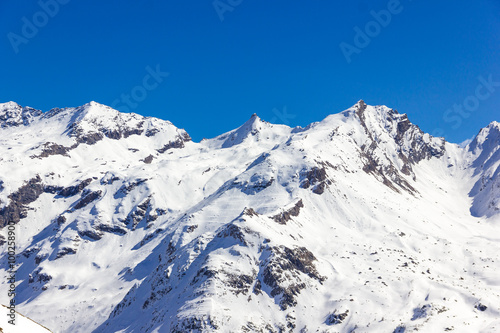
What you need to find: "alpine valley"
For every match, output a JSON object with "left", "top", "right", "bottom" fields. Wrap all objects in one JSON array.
[{"left": 0, "top": 100, "right": 499, "bottom": 333}]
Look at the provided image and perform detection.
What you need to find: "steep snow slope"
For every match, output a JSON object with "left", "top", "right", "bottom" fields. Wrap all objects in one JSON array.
[
  {"left": 468, "top": 121, "right": 500, "bottom": 218},
  {"left": 0, "top": 101, "right": 499, "bottom": 332},
  {"left": 0, "top": 305, "right": 52, "bottom": 333}
]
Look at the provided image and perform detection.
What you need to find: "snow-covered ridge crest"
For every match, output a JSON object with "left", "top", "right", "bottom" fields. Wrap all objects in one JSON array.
[
  {"left": 468, "top": 120, "right": 500, "bottom": 217},
  {"left": 0, "top": 100, "right": 499, "bottom": 332},
  {"left": 468, "top": 120, "right": 500, "bottom": 155},
  {"left": 0, "top": 100, "right": 186, "bottom": 136},
  {"left": 0, "top": 101, "right": 191, "bottom": 158},
  {"left": 0, "top": 101, "right": 42, "bottom": 128},
  {"left": 63, "top": 101, "right": 189, "bottom": 144},
  {"left": 207, "top": 113, "right": 293, "bottom": 149}
]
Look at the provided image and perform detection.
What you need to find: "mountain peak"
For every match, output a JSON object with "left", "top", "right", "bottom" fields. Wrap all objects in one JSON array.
[
  {"left": 211, "top": 113, "right": 294, "bottom": 149},
  {"left": 0, "top": 99, "right": 499, "bottom": 332},
  {"left": 487, "top": 120, "right": 500, "bottom": 130},
  {"left": 243, "top": 113, "right": 262, "bottom": 127},
  {"left": 84, "top": 100, "right": 113, "bottom": 110},
  {"left": 0, "top": 101, "right": 41, "bottom": 128},
  {"left": 355, "top": 99, "right": 367, "bottom": 109},
  {"left": 76, "top": 101, "right": 117, "bottom": 117},
  {"left": 0, "top": 101, "right": 21, "bottom": 111},
  {"left": 215, "top": 114, "right": 264, "bottom": 148},
  {"left": 350, "top": 101, "right": 406, "bottom": 131},
  {"left": 70, "top": 101, "right": 144, "bottom": 128},
  {"left": 469, "top": 120, "right": 500, "bottom": 154}
]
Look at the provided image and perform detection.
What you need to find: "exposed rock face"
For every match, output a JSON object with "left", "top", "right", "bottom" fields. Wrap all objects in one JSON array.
[
  {"left": 234, "top": 176, "right": 275, "bottom": 195},
  {"left": 326, "top": 310, "right": 349, "bottom": 325},
  {"left": 100, "top": 172, "right": 120, "bottom": 185},
  {"left": 475, "top": 303, "right": 488, "bottom": 312},
  {"left": 261, "top": 246, "right": 326, "bottom": 310},
  {"left": 114, "top": 179, "right": 148, "bottom": 198},
  {"left": 78, "top": 229, "right": 103, "bottom": 241},
  {"left": 56, "top": 178, "right": 93, "bottom": 197},
  {"left": 215, "top": 223, "right": 249, "bottom": 245},
  {"left": 243, "top": 207, "right": 258, "bottom": 217},
  {"left": 353, "top": 100, "right": 445, "bottom": 194},
  {"left": 301, "top": 167, "right": 330, "bottom": 194},
  {"left": 0, "top": 102, "right": 42, "bottom": 128},
  {"left": 0, "top": 175, "right": 44, "bottom": 227},
  {"left": 143, "top": 155, "right": 154, "bottom": 164},
  {"left": 72, "top": 190, "right": 102, "bottom": 211},
  {"left": 31, "top": 142, "right": 76, "bottom": 158},
  {"left": 157, "top": 133, "right": 191, "bottom": 153},
  {"left": 56, "top": 247, "right": 77, "bottom": 259},
  {"left": 272, "top": 199, "right": 303, "bottom": 224},
  {"left": 95, "top": 224, "right": 127, "bottom": 235},
  {"left": 0, "top": 101, "right": 499, "bottom": 333},
  {"left": 360, "top": 147, "right": 417, "bottom": 194},
  {"left": 170, "top": 315, "right": 220, "bottom": 333},
  {"left": 125, "top": 197, "right": 158, "bottom": 229},
  {"left": 65, "top": 105, "right": 151, "bottom": 144},
  {"left": 29, "top": 268, "right": 52, "bottom": 285}
]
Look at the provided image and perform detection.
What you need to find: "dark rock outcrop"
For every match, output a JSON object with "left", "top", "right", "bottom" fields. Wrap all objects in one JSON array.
[
  {"left": 170, "top": 315, "right": 219, "bottom": 333},
  {"left": 125, "top": 198, "right": 157, "bottom": 229},
  {"left": 233, "top": 176, "right": 275, "bottom": 195},
  {"left": 114, "top": 179, "right": 148, "bottom": 199},
  {"left": 354, "top": 101, "right": 444, "bottom": 195},
  {"left": 475, "top": 303, "right": 487, "bottom": 312},
  {"left": 156, "top": 134, "right": 191, "bottom": 153},
  {"left": 143, "top": 155, "right": 154, "bottom": 164},
  {"left": 301, "top": 167, "right": 330, "bottom": 194},
  {"left": 71, "top": 190, "right": 102, "bottom": 211},
  {"left": 56, "top": 247, "right": 77, "bottom": 259},
  {"left": 57, "top": 178, "right": 93, "bottom": 197},
  {"left": 272, "top": 199, "right": 303, "bottom": 225},
  {"left": 0, "top": 103, "right": 42, "bottom": 128},
  {"left": 67, "top": 118, "right": 150, "bottom": 145},
  {"left": 31, "top": 142, "right": 77, "bottom": 158},
  {"left": 29, "top": 268, "right": 52, "bottom": 284},
  {"left": 0, "top": 175, "right": 44, "bottom": 227},
  {"left": 326, "top": 310, "right": 349, "bottom": 325},
  {"left": 95, "top": 224, "right": 127, "bottom": 235},
  {"left": 261, "top": 246, "right": 325, "bottom": 310},
  {"left": 78, "top": 229, "right": 103, "bottom": 241}
]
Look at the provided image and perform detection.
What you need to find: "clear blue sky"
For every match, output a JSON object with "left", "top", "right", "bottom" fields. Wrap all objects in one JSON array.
[{"left": 1, "top": 1, "right": 499, "bottom": 143}]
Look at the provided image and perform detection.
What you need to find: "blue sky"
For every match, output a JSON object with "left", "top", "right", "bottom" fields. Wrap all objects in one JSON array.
[{"left": 1, "top": 0, "right": 499, "bottom": 143}]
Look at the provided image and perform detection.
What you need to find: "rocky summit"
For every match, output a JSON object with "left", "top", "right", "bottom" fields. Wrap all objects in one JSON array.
[{"left": 0, "top": 100, "right": 499, "bottom": 332}]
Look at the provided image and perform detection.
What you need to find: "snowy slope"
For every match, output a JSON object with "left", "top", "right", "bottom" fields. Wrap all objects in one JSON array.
[
  {"left": 0, "top": 100, "right": 499, "bottom": 332},
  {"left": 468, "top": 121, "right": 500, "bottom": 218},
  {"left": 0, "top": 304, "right": 52, "bottom": 333}
]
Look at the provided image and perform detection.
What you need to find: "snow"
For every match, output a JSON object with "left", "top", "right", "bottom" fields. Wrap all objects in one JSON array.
[
  {"left": 0, "top": 101, "right": 499, "bottom": 332},
  {"left": 0, "top": 305, "right": 52, "bottom": 332}
]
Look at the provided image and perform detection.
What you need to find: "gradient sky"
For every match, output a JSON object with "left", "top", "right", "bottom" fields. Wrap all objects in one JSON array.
[{"left": 1, "top": 0, "right": 499, "bottom": 143}]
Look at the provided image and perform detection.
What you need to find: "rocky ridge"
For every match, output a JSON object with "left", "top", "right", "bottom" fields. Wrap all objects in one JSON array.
[{"left": 0, "top": 101, "right": 499, "bottom": 332}]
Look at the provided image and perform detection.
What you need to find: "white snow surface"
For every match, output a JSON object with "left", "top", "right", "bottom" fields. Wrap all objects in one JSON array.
[
  {"left": 0, "top": 304, "right": 52, "bottom": 332},
  {"left": 0, "top": 100, "right": 499, "bottom": 332}
]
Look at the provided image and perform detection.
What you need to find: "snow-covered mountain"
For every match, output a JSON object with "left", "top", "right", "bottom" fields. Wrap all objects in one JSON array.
[{"left": 0, "top": 100, "right": 499, "bottom": 332}]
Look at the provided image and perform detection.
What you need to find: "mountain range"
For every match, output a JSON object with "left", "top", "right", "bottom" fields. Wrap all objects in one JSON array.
[{"left": 0, "top": 100, "right": 499, "bottom": 332}]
